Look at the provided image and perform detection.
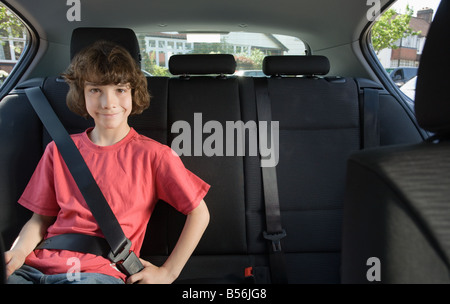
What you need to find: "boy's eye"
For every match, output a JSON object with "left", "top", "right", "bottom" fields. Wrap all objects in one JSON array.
[
  {"left": 117, "top": 86, "right": 130, "bottom": 93},
  {"left": 89, "top": 88, "right": 100, "bottom": 93}
]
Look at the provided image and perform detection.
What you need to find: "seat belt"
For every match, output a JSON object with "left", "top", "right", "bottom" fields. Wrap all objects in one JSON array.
[
  {"left": 24, "top": 86, "right": 144, "bottom": 277},
  {"left": 254, "top": 77, "right": 288, "bottom": 284},
  {"left": 362, "top": 87, "right": 380, "bottom": 149},
  {"left": 355, "top": 78, "right": 380, "bottom": 149}
]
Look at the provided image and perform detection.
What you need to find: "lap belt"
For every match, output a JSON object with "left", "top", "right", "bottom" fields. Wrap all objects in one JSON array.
[
  {"left": 36, "top": 234, "right": 110, "bottom": 258},
  {"left": 25, "top": 86, "right": 144, "bottom": 277}
]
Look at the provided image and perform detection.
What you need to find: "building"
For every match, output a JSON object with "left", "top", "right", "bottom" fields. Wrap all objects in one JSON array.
[
  {"left": 378, "top": 8, "right": 432, "bottom": 68},
  {"left": 0, "top": 5, "right": 27, "bottom": 85},
  {"left": 140, "top": 32, "right": 194, "bottom": 69}
]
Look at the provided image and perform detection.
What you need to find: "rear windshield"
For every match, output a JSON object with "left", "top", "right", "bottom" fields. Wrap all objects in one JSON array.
[{"left": 137, "top": 32, "right": 308, "bottom": 76}]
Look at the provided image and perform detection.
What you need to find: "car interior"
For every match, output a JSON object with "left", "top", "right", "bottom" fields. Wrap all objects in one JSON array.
[{"left": 0, "top": 0, "right": 448, "bottom": 284}]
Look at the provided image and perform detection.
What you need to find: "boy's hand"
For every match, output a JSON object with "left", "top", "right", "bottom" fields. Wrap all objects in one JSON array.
[
  {"left": 126, "top": 259, "right": 177, "bottom": 284},
  {"left": 4, "top": 250, "right": 26, "bottom": 278},
  {"left": 126, "top": 200, "right": 209, "bottom": 284}
]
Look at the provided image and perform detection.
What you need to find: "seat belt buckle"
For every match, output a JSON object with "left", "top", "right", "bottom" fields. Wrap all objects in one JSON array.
[
  {"left": 263, "top": 229, "right": 287, "bottom": 252},
  {"left": 116, "top": 251, "right": 145, "bottom": 277},
  {"left": 107, "top": 238, "right": 144, "bottom": 277}
]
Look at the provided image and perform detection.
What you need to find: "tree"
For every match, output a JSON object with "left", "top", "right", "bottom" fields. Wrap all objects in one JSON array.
[
  {"left": 371, "top": 5, "right": 420, "bottom": 54},
  {"left": 235, "top": 55, "right": 254, "bottom": 70},
  {"left": 0, "top": 5, "right": 24, "bottom": 37},
  {"left": 1, "top": 4, "right": 26, "bottom": 84},
  {"left": 249, "top": 48, "right": 265, "bottom": 69},
  {"left": 235, "top": 49, "right": 266, "bottom": 70},
  {"left": 140, "top": 50, "right": 170, "bottom": 76}
]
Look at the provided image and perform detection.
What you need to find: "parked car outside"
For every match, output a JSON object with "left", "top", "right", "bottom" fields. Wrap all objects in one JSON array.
[{"left": 389, "top": 66, "right": 418, "bottom": 87}]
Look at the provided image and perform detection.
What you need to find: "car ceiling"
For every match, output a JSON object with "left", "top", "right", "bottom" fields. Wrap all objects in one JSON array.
[{"left": 4, "top": 0, "right": 394, "bottom": 77}]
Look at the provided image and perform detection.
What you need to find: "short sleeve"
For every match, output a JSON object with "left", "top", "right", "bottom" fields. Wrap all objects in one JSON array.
[
  {"left": 155, "top": 148, "right": 210, "bottom": 215},
  {"left": 18, "top": 142, "right": 60, "bottom": 216}
]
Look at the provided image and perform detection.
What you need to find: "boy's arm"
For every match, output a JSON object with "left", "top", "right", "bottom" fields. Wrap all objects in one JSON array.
[
  {"left": 127, "top": 199, "right": 210, "bottom": 284},
  {"left": 5, "top": 213, "right": 56, "bottom": 277}
]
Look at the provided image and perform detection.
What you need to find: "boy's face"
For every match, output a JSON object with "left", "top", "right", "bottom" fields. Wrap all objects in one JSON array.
[{"left": 84, "top": 82, "right": 132, "bottom": 132}]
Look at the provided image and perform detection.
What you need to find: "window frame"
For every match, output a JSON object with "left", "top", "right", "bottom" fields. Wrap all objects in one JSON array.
[
  {"left": 0, "top": 1, "right": 39, "bottom": 99},
  {"left": 359, "top": 0, "right": 428, "bottom": 139}
]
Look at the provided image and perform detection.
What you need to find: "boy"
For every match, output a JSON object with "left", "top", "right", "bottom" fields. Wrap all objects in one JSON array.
[{"left": 5, "top": 41, "right": 210, "bottom": 284}]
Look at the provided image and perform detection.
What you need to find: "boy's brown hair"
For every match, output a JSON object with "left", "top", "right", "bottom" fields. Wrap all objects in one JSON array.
[{"left": 63, "top": 40, "right": 150, "bottom": 118}]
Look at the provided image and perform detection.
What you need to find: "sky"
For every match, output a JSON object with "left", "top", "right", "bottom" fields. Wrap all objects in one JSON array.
[{"left": 390, "top": 0, "right": 442, "bottom": 18}]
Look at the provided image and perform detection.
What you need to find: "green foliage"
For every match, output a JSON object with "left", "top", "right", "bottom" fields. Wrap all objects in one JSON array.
[
  {"left": 249, "top": 48, "right": 265, "bottom": 69},
  {"left": 235, "top": 54, "right": 254, "bottom": 69},
  {"left": 1, "top": 4, "right": 26, "bottom": 85},
  {"left": 235, "top": 49, "right": 266, "bottom": 70},
  {"left": 140, "top": 49, "right": 171, "bottom": 76},
  {"left": 0, "top": 5, "right": 24, "bottom": 38},
  {"left": 150, "top": 65, "right": 170, "bottom": 76},
  {"left": 371, "top": 5, "right": 420, "bottom": 54}
]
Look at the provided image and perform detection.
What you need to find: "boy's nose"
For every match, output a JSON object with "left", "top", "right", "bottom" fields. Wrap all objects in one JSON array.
[{"left": 100, "top": 90, "right": 117, "bottom": 109}]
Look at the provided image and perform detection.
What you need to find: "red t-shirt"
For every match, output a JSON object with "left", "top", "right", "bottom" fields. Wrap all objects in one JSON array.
[{"left": 18, "top": 128, "right": 210, "bottom": 281}]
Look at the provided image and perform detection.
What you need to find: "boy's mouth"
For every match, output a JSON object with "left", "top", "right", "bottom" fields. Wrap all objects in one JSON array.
[{"left": 99, "top": 112, "right": 121, "bottom": 117}]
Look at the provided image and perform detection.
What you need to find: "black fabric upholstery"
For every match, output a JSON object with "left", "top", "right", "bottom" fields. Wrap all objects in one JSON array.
[
  {"left": 167, "top": 77, "right": 247, "bottom": 254},
  {"left": 343, "top": 144, "right": 450, "bottom": 283},
  {"left": 268, "top": 77, "right": 360, "bottom": 283},
  {"left": 129, "top": 77, "right": 169, "bottom": 144},
  {"left": 342, "top": 1, "right": 450, "bottom": 284},
  {"left": 415, "top": 1, "right": 450, "bottom": 135},
  {"left": 41, "top": 77, "right": 94, "bottom": 145},
  {"left": 169, "top": 54, "right": 236, "bottom": 75},
  {"left": 162, "top": 76, "right": 252, "bottom": 282},
  {"left": 70, "top": 27, "right": 141, "bottom": 64},
  {"left": 263, "top": 56, "right": 330, "bottom": 76},
  {"left": 0, "top": 92, "right": 42, "bottom": 247}
]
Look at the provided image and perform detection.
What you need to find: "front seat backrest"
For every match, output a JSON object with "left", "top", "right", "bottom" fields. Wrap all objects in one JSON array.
[{"left": 341, "top": 1, "right": 450, "bottom": 284}]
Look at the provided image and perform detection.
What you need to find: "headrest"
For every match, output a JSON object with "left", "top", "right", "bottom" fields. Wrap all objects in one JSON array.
[
  {"left": 169, "top": 54, "right": 236, "bottom": 75},
  {"left": 415, "top": 1, "right": 450, "bottom": 136},
  {"left": 70, "top": 27, "right": 140, "bottom": 65},
  {"left": 263, "top": 55, "right": 330, "bottom": 76}
]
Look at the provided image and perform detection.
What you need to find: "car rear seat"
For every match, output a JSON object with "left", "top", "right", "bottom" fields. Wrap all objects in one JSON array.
[
  {"left": 259, "top": 55, "right": 360, "bottom": 283},
  {"left": 144, "top": 54, "right": 257, "bottom": 283},
  {"left": 0, "top": 27, "right": 424, "bottom": 284}
]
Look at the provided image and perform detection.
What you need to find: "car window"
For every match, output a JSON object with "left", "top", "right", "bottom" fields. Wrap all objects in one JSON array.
[
  {"left": 370, "top": 0, "right": 441, "bottom": 101},
  {"left": 0, "top": 3, "right": 28, "bottom": 88},
  {"left": 137, "top": 32, "right": 308, "bottom": 76}
]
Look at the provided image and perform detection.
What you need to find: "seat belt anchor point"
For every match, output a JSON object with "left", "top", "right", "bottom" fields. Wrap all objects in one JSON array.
[{"left": 263, "top": 229, "right": 287, "bottom": 252}]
